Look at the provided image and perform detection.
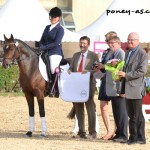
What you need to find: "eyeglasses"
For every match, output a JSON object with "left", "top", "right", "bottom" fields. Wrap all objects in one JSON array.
[
  {"left": 108, "top": 42, "right": 117, "bottom": 44},
  {"left": 127, "top": 39, "right": 138, "bottom": 42}
]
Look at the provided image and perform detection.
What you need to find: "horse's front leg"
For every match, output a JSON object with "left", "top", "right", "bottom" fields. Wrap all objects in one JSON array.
[
  {"left": 25, "top": 94, "right": 35, "bottom": 137},
  {"left": 37, "top": 98, "right": 47, "bottom": 137}
]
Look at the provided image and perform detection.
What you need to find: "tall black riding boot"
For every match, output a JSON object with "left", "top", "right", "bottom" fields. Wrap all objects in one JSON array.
[
  {"left": 54, "top": 72, "right": 59, "bottom": 98},
  {"left": 50, "top": 73, "right": 59, "bottom": 98}
]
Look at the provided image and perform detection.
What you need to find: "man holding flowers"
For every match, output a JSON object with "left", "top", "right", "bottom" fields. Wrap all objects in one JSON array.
[{"left": 105, "top": 36, "right": 128, "bottom": 143}]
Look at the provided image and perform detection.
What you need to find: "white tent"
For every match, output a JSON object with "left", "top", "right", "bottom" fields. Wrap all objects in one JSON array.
[
  {"left": 0, "top": 0, "right": 81, "bottom": 42},
  {"left": 78, "top": 0, "right": 150, "bottom": 42}
]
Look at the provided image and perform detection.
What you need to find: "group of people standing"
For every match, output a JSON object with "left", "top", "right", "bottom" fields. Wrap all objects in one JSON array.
[
  {"left": 95, "top": 31, "right": 148, "bottom": 145},
  {"left": 39, "top": 6, "right": 148, "bottom": 145}
]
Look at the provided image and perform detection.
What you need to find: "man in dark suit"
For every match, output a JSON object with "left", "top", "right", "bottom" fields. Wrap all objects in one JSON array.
[
  {"left": 118, "top": 32, "right": 148, "bottom": 145},
  {"left": 68, "top": 36, "right": 99, "bottom": 139}
]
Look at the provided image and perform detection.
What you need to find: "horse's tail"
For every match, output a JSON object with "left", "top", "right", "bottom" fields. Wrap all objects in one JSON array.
[{"left": 67, "top": 104, "right": 76, "bottom": 119}]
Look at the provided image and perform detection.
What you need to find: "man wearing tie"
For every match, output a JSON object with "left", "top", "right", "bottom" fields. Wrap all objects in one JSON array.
[
  {"left": 68, "top": 36, "right": 99, "bottom": 139},
  {"left": 118, "top": 32, "right": 148, "bottom": 145}
]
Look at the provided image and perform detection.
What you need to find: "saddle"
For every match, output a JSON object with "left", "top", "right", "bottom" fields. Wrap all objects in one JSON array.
[
  {"left": 41, "top": 51, "right": 69, "bottom": 76},
  {"left": 35, "top": 41, "right": 71, "bottom": 97},
  {"left": 41, "top": 51, "right": 70, "bottom": 97}
]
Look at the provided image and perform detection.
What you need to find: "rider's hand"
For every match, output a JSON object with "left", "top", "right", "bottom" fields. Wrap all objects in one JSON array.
[
  {"left": 68, "top": 69, "right": 71, "bottom": 74},
  {"left": 81, "top": 70, "right": 88, "bottom": 74}
]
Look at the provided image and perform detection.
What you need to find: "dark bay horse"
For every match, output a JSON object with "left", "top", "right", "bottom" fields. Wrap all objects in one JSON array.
[{"left": 2, "top": 34, "right": 50, "bottom": 137}]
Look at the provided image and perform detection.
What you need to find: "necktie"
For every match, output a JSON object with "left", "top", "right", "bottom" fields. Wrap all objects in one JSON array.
[{"left": 78, "top": 54, "right": 84, "bottom": 72}]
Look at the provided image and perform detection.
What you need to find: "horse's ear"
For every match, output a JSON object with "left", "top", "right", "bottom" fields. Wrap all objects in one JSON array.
[
  {"left": 11, "top": 34, "right": 14, "bottom": 40},
  {"left": 4, "top": 34, "right": 8, "bottom": 41}
]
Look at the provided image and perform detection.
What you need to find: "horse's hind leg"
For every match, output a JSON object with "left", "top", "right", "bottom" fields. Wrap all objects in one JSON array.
[
  {"left": 37, "top": 98, "right": 47, "bottom": 137},
  {"left": 25, "top": 94, "right": 35, "bottom": 137}
]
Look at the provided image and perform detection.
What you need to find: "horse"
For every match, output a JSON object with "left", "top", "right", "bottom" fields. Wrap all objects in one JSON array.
[
  {"left": 2, "top": 34, "right": 56, "bottom": 137},
  {"left": 2, "top": 34, "right": 100, "bottom": 137}
]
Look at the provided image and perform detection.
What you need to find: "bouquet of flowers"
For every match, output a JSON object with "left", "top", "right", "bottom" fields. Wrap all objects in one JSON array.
[
  {"left": 105, "top": 59, "right": 125, "bottom": 81},
  {"left": 145, "top": 77, "right": 150, "bottom": 94}
]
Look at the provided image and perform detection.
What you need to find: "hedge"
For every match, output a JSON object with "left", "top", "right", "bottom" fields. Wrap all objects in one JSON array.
[
  {"left": 146, "top": 65, "right": 150, "bottom": 77},
  {"left": 0, "top": 65, "right": 21, "bottom": 92}
]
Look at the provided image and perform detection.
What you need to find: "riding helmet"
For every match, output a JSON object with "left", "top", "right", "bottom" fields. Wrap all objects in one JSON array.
[{"left": 49, "top": 7, "right": 62, "bottom": 18}]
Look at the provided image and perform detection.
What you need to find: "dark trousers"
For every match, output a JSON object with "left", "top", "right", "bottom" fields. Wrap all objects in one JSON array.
[
  {"left": 126, "top": 98, "right": 146, "bottom": 141},
  {"left": 111, "top": 96, "right": 128, "bottom": 139},
  {"left": 74, "top": 82, "right": 96, "bottom": 134}
]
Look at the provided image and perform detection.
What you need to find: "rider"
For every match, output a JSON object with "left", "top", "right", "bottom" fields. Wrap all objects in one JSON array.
[{"left": 39, "top": 7, "right": 64, "bottom": 98}]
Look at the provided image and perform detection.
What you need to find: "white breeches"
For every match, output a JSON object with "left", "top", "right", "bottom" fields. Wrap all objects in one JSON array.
[{"left": 49, "top": 55, "right": 62, "bottom": 74}]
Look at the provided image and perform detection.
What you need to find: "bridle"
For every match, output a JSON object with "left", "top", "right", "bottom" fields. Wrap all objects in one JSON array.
[
  {"left": 3, "top": 41, "right": 20, "bottom": 64},
  {"left": 3, "top": 40, "right": 40, "bottom": 67}
]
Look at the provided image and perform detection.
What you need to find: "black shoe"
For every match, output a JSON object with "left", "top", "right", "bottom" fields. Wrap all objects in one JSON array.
[
  {"left": 26, "top": 131, "right": 32, "bottom": 137},
  {"left": 79, "top": 132, "right": 87, "bottom": 139},
  {"left": 80, "top": 134, "right": 87, "bottom": 139},
  {"left": 137, "top": 140, "right": 146, "bottom": 144},
  {"left": 114, "top": 138, "right": 127, "bottom": 143},
  {"left": 54, "top": 92, "right": 59, "bottom": 98},
  {"left": 88, "top": 132, "right": 97, "bottom": 139},
  {"left": 127, "top": 140, "right": 137, "bottom": 145},
  {"left": 72, "top": 132, "right": 87, "bottom": 139},
  {"left": 111, "top": 135, "right": 119, "bottom": 141}
]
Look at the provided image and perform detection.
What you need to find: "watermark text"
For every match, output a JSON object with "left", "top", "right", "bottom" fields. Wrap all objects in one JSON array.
[{"left": 106, "top": 9, "right": 150, "bottom": 16}]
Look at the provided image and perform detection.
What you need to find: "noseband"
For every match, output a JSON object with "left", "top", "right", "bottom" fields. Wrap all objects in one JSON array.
[{"left": 3, "top": 42, "right": 20, "bottom": 64}]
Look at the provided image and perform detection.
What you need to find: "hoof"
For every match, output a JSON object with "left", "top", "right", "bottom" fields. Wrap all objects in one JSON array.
[
  {"left": 26, "top": 131, "right": 32, "bottom": 137},
  {"left": 40, "top": 133, "right": 46, "bottom": 138}
]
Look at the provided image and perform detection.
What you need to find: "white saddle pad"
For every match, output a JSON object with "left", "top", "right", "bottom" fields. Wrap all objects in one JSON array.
[
  {"left": 39, "top": 56, "right": 49, "bottom": 81},
  {"left": 59, "top": 72, "right": 90, "bottom": 102},
  {"left": 39, "top": 56, "right": 70, "bottom": 81}
]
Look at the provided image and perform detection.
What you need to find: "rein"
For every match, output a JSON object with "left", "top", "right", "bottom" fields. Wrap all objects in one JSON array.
[{"left": 3, "top": 40, "right": 38, "bottom": 63}]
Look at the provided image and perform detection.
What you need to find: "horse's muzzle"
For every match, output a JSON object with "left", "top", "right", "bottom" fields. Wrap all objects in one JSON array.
[
  {"left": 2, "top": 60, "right": 11, "bottom": 69},
  {"left": 3, "top": 63, "right": 11, "bottom": 69}
]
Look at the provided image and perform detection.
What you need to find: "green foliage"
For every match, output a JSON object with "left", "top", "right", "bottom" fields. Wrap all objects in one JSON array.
[
  {"left": 145, "top": 65, "right": 150, "bottom": 93},
  {"left": 0, "top": 65, "right": 21, "bottom": 92},
  {"left": 0, "top": 92, "right": 24, "bottom": 96},
  {"left": 146, "top": 65, "right": 150, "bottom": 77}
]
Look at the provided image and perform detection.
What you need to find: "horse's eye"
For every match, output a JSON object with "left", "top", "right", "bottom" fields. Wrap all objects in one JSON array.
[{"left": 3, "top": 45, "right": 9, "bottom": 51}]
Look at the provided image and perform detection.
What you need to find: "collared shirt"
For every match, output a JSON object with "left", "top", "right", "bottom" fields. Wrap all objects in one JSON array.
[
  {"left": 49, "top": 22, "right": 59, "bottom": 31},
  {"left": 125, "top": 45, "right": 138, "bottom": 69},
  {"left": 100, "top": 48, "right": 113, "bottom": 74},
  {"left": 109, "top": 48, "right": 120, "bottom": 60},
  {"left": 126, "top": 45, "right": 138, "bottom": 63},
  {"left": 77, "top": 50, "right": 88, "bottom": 71},
  {"left": 101, "top": 48, "right": 113, "bottom": 64}
]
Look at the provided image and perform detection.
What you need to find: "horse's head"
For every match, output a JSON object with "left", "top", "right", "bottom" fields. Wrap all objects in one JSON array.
[{"left": 3, "top": 34, "right": 18, "bottom": 68}]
